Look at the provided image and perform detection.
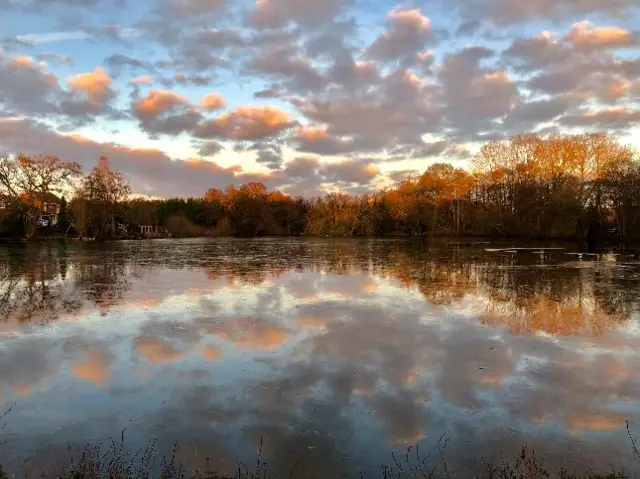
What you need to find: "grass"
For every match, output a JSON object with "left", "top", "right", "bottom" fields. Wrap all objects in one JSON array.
[{"left": 0, "top": 436, "right": 633, "bottom": 479}]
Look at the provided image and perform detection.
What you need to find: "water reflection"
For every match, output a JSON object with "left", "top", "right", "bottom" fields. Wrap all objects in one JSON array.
[{"left": 0, "top": 239, "right": 639, "bottom": 477}]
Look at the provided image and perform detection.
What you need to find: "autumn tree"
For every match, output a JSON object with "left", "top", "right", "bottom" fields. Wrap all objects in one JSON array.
[
  {"left": 0, "top": 153, "right": 81, "bottom": 238},
  {"left": 472, "top": 133, "right": 635, "bottom": 239},
  {"left": 74, "top": 160, "right": 132, "bottom": 239},
  {"left": 605, "top": 160, "right": 640, "bottom": 239},
  {"left": 418, "top": 163, "right": 474, "bottom": 235},
  {"left": 225, "top": 183, "right": 272, "bottom": 236}
]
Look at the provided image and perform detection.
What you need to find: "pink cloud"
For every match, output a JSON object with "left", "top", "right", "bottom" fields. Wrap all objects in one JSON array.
[
  {"left": 248, "top": 0, "right": 348, "bottom": 29},
  {"left": 368, "top": 6, "right": 433, "bottom": 61},
  {"left": 196, "top": 105, "right": 295, "bottom": 140},
  {"left": 130, "top": 75, "right": 153, "bottom": 85},
  {"left": 134, "top": 89, "right": 189, "bottom": 119},
  {"left": 201, "top": 92, "right": 226, "bottom": 110},
  {"left": 67, "top": 66, "right": 114, "bottom": 105},
  {"left": 566, "top": 21, "right": 636, "bottom": 50}
]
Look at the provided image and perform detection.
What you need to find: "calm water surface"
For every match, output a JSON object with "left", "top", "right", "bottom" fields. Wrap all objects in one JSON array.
[{"left": 1, "top": 238, "right": 640, "bottom": 476}]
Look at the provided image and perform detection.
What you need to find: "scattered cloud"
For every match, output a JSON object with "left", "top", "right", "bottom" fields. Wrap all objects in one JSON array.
[
  {"left": 367, "top": 7, "right": 433, "bottom": 62},
  {"left": 133, "top": 89, "right": 202, "bottom": 135},
  {"left": 453, "top": 0, "right": 639, "bottom": 24},
  {"left": 67, "top": 67, "right": 114, "bottom": 105},
  {"left": 201, "top": 92, "right": 226, "bottom": 110},
  {"left": 1, "top": 0, "right": 639, "bottom": 197},
  {"left": 319, "top": 158, "right": 379, "bottom": 185},
  {"left": 195, "top": 105, "right": 295, "bottom": 140},
  {"left": 130, "top": 75, "right": 153, "bottom": 85},
  {"left": 247, "top": 0, "right": 350, "bottom": 29},
  {"left": 566, "top": 21, "right": 637, "bottom": 50}
]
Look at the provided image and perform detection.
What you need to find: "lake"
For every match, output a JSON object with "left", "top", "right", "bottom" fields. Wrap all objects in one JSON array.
[{"left": 1, "top": 238, "right": 640, "bottom": 477}]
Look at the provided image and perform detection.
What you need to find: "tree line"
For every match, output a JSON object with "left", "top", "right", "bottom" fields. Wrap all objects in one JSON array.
[{"left": 1, "top": 132, "right": 639, "bottom": 241}]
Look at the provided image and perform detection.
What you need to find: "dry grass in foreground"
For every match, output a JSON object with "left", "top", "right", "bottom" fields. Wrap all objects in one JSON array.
[
  {"left": 0, "top": 438, "right": 634, "bottom": 479},
  {"left": 0, "top": 407, "right": 637, "bottom": 479}
]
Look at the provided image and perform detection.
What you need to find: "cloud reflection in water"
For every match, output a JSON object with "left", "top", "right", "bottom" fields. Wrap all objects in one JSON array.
[{"left": 0, "top": 239, "right": 639, "bottom": 476}]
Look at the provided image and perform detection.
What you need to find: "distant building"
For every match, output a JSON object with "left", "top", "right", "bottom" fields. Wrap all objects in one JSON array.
[
  {"left": 137, "top": 225, "right": 171, "bottom": 238},
  {"left": 138, "top": 225, "right": 155, "bottom": 236},
  {"left": 34, "top": 193, "right": 61, "bottom": 227},
  {"left": 0, "top": 196, "right": 8, "bottom": 211}
]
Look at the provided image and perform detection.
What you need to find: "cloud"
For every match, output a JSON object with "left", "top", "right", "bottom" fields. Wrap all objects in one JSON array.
[
  {"left": 16, "top": 30, "right": 90, "bottom": 44},
  {"left": 561, "top": 107, "right": 640, "bottom": 128},
  {"left": 134, "top": 89, "right": 188, "bottom": 118},
  {"left": 0, "top": 54, "right": 61, "bottom": 115},
  {"left": 247, "top": 0, "right": 349, "bottom": 29},
  {"left": 249, "top": 46, "right": 327, "bottom": 93},
  {"left": 566, "top": 21, "right": 637, "bottom": 50},
  {"left": 295, "top": 126, "right": 359, "bottom": 155},
  {"left": 159, "top": 0, "right": 227, "bottom": 16},
  {"left": 2, "top": 0, "right": 639, "bottom": 197},
  {"left": 201, "top": 92, "right": 226, "bottom": 111},
  {"left": 439, "top": 47, "right": 518, "bottom": 140},
  {"left": 174, "top": 72, "right": 214, "bottom": 87},
  {"left": 284, "top": 155, "right": 320, "bottom": 178},
  {"left": 37, "top": 52, "right": 73, "bottom": 65},
  {"left": 0, "top": 54, "right": 116, "bottom": 122},
  {"left": 254, "top": 88, "right": 281, "bottom": 98},
  {"left": 131, "top": 75, "right": 153, "bottom": 85},
  {"left": 504, "top": 32, "right": 570, "bottom": 72},
  {"left": 67, "top": 67, "right": 114, "bottom": 105},
  {"left": 292, "top": 67, "right": 441, "bottom": 154},
  {"left": 195, "top": 105, "right": 295, "bottom": 140},
  {"left": 525, "top": 50, "right": 640, "bottom": 100},
  {"left": 403, "top": 140, "right": 470, "bottom": 160},
  {"left": 105, "top": 53, "right": 155, "bottom": 76},
  {"left": 255, "top": 146, "right": 283, "bottom": 169},
  {"left": 453, "top": 0, "right": 639, "bottom": 24},
  {"left": 503, "top": 95, "right": 581, "bottom": 132},
  {"left": 133, "top": 89, "right": 202, "bottom": 136},
  {"left": 197, "top": 140, "right": 224, "bottom": 156},
  {"left": 0, "top": 118, "right": 276, "bottom": 197},
  {"left": 367, "top": 7, "right": 433, "bottom": 62},
  {"left": 319, "top": 158, "right": 379, "bottom": 185}
]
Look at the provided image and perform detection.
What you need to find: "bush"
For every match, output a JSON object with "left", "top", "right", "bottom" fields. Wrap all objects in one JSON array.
[{"left": 164, "top": 214, "right": 205, "bottom": 237}]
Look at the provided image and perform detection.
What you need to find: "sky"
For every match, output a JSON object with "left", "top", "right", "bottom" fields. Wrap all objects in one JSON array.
[{"left": 0, "top": 0, "right": 639, "bottom": 198}]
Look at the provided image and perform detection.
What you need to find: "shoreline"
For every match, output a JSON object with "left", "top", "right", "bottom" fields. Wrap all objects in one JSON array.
[{"left": 0, "top": 233, "right": 635, "bottom": 245}]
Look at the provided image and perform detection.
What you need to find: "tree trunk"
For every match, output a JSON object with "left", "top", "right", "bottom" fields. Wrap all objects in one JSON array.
[{"left": 430, "top": 202, "right": 439, "bottom": 237}]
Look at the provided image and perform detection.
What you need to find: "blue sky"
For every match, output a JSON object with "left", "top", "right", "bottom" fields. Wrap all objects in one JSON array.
[{"left": 0, "top": 0, "right": 639, "bottom": 197}]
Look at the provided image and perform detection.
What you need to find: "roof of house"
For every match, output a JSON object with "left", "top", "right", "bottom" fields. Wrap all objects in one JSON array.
[{"left": 41, "top": 192, "right": 61, "bottom": 203}]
